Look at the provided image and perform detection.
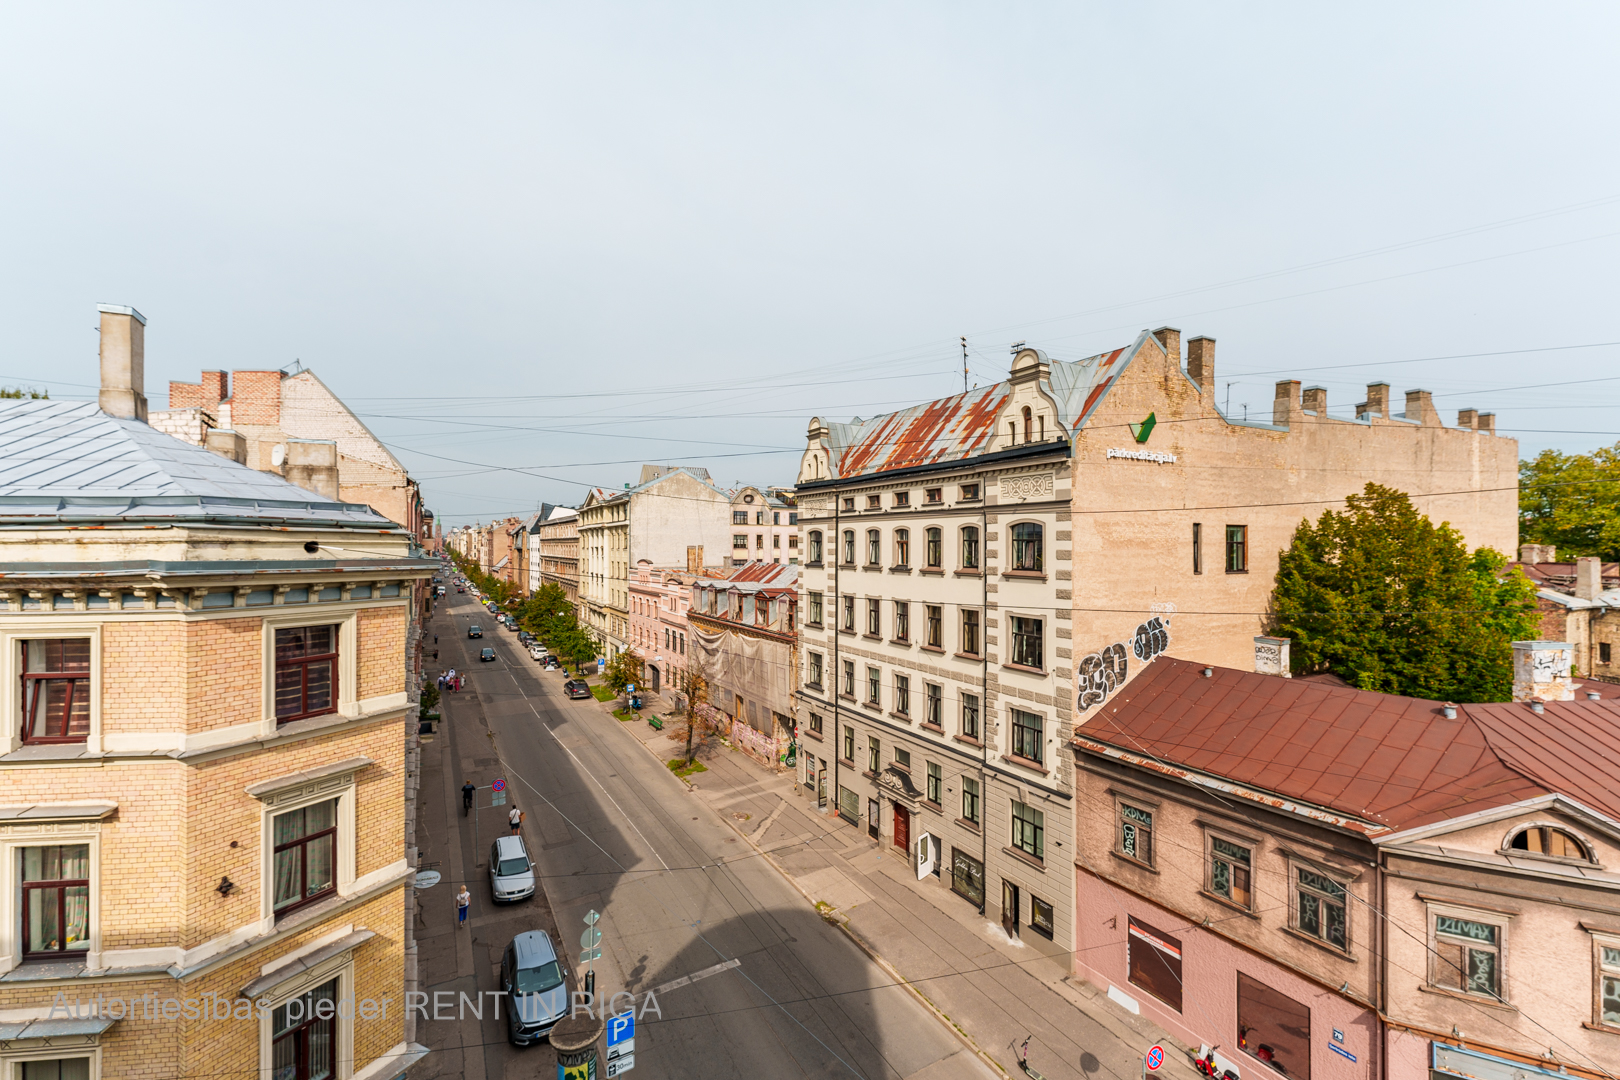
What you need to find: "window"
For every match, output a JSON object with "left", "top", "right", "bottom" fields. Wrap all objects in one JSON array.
[
  {"left": 1128, "top": 916, "right": 1183, "bottom": 1012},
  {"left": 1012, "top": 801, "right": 1044, "bottom": 859},
  {"left": 274, "top": 626, "right": 338, "bottom": 723},
  {"left": 756, "top": 511, "right": 766, "bottom": 525},
  {"left": 842, "top": 725, "right": 855, "bottom": 762},
  {"left": 867, "top": 736, "right": 880, "bottom": 773},
  {"left": 756, "top": 533, "right": 765, "bottom": 549},
  {"left": 894, "top": 747, "right": 910, "bottom": 770},
  {"left": 1226, "top": 525, "right": 1248, "bottom": 573},
  {"left": 733, "top": 534, "right": 748, "bottom": 549},
  {"left": 788, "top": 535, "right": 798, "bottom": 549},
  {"left": 808, "top": 712, "right": 822, "bottom": 735},
  {"left": 866, "top": 529, "right": 881, "bottom": 565},
  {"left": 867, "top": 598, "right": 881, "bottom": 636},
  {"left": 808, "top": 531, "right": 823, "bottom": 564},
  {"left": 838, "top": 785, "right": 859, "bottom": 822},
  {"left": 1011, "top": 523, "right": 1043, "bottom": 572},
  {"left": 1210, "top": 837, "right": 1253, "bottom": 908},
  {"left": 893, "top": 491, "right": 910, "bottom": 507},
  {"left": 921, "top": 527, "right": 943, "bottom": 569},
  {"left": 273, "top": 977, "right": 338, "bottom": 1080},
  {"left": 1603, "top": 642, "right": 1613, "bottom": 664},
  {"left": 1192, "top": 522, "right": 1202, "bottom": 574},
  {"left": 960, "top": 526, "right": 980, "bottom": 569},
  {"left": 925, "top": 683, "right": 942, "bottom": 727},
  {"left": 841, "top": 530, "right": 855, "bottom": 564},
  {"left": 843, "top": 497, "right": 856, "bottom": 512},
  {"left": 1509, "top": 825, "right": 1591, "bottom": 860},
  {"left": 842, "top": 660, "right": 855, "bottom": 697},
  {"left": 894, "top": 675, "right": 910, "bottom": 715},
  {"left": 925, "top": 487, "right": 942, "bottom": 503},
  {"left": 951, "top": 847, "right": 985, "bottom": 906},
  {"left": 16, "top": 1060, "right": 91, "bottom": 1080},
  {"left": 1010, "top": 708, "right": 1043, "bottom": 764},
  {"left": 1022, "top": 406, "right": 1033, "bottom": 442},
  {"left": 893, "top": 602, "right": 909, "bottom": 641},
  {"left": 789, "top": 512, "right": 798, "bottom": 525},
  {"left": 733, "top": 510, "right": 748, "bottom": 524},
  {"left": 808, "top": 652, "right": 823, "bottom": 689},
  {"left": 925, "top": 605, "right": 943, "bottom": 648},
  {"left": 21, "top": 638, "right": 91, "bottom": 743},
  {"left": 1599, "top": 941, "right": 1620, "bottom": 1027},
  {"left": 867, "top": 495, "right": 881, "bottom": 510},
  {"left": 1238, "top": 972, "right": 1310, "bottom": 1080},
  {"left": 273, "top": 799, "right": 337, "bottom": 914},
  {"left": 1031, "top": 895, "right": 1054, "bottom": 939},
  {"left": 961, "top": 609, "right": 981, "bottom": 655},
  {"left": 961, "top": 778, "right": 980, "bottom": 824},
  {"left": 1295, "top": 866, "right": 1348, "bottom": 950},
  {"left": 926, "top": 762, "right": 942, "bottom": 803},
  {"left": 841, "top": 595, "right": 855, "bottom": 632},
  {"left": 961, "top": 483, "right": 980, "bottom": 501},
  {"left": 894, "top": 529, "right": 910, "bottom": 567},
  {"left": 962, "top": 693, "right": 980, "bottom": 740},
  {"left": 1010, "top": 615, "right": 1042, "bottom": 668},
  {"left": 808, "top": 591, "right": 823, "bottom": 626},
  {"left": 1433, "top": 914, "right": 1501, "bottom": 998},
  {"left": 22, "top": 844, "right": 89, "bottom": 958},
  {"left": 867, "top": 666, "right": 881, "bottom": 705},
  {"left": 1119, "top": 803, "right": 1154, "bottom": 866}
]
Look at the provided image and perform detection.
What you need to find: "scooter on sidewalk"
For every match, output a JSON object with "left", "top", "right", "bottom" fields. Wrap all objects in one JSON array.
[{"left": 1017, "top": 1036, "right": 1048, "bottom": 1080}]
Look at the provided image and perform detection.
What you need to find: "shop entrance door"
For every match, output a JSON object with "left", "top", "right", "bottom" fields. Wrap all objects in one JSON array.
[
  {"left": 893, "top": 803, "right": 909, "bottom": 852},
  {"left": 1002, "top": 879, "right": 1020, "bottom": 938}
]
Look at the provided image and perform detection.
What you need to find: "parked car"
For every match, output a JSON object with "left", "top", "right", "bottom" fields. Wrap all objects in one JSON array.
[
  {"left": 468, "top": 625, "right": 483, "bottom": 638},
  {"left": 543, "top": 657, "right": 561, "bottom": 671},
  {"left": 563, "top": 679, "right": 591, "bottom": 700},
  {"left": 501, "top": 931, "right": 568, "bottom": 1046},
  {"left": 480, "top": 647, "right": 496, "bottom": 662},
  {"left": 489, "top": 835, "right": 536, "bottom": 902}
]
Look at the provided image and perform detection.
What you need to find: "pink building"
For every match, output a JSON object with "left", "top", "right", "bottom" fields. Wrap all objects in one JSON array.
[{"left": 628, "top": 561, "right": 707, "bottom": 700}]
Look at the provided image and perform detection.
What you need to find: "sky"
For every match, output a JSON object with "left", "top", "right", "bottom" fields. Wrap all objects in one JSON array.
[{"left": 3, "top": 3, "right": 1619, "bottom": 525}]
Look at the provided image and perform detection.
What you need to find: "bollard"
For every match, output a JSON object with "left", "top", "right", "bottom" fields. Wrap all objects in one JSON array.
[{"left": 550, "top": 1009, "right": 605, "bottom": 1080}]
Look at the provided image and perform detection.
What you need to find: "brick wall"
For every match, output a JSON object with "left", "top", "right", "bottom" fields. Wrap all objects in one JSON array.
[
  {"left": 187, "top": 616, "right": 262, "bottom": 732},
  {"left": 358, "top": 606, "right": 407, "bottom": 700},
  {"left": 228, "top": 371, "right": 283, "bottom": 426},
  {"left": 102, "top": 621, "right": 187, "bottom": 737}
]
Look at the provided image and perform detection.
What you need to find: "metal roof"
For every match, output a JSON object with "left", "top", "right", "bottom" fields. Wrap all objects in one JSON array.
[
  {"left": 0, "top": 401, "right": 392, "bottom": 528},
  {"left": 1075, "top": 657, "right": 1620, "bottom": 833},
  {"left": 824, "top": 333, "right": 1152, "bottom": 479}
]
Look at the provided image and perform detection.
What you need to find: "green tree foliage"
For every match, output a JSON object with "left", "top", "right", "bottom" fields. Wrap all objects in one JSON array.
[
  {"left": 1519, "top": 444, "right": 1620, "bottom": 561},
  {"left": 0, "top": 387, "right": 47, "bottom": 399},
  {"left": 603, "top": 651, "right": 644, "bottom": 695},
  {"left": 1270, "top": 483, "right": 1540, "bottom": 702}
]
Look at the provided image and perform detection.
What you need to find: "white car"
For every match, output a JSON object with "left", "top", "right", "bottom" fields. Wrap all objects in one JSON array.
[{"left": 528, "top": 644, "right": 548, "bottom": 661}]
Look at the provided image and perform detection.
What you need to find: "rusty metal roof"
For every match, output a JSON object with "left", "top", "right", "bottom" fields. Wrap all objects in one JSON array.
[
  {"left": 1074, "top": 657, "right": 1620, "bottom": 832},
  {"left": 824, "top": 332, "right": 1153, "bottom": 479}
]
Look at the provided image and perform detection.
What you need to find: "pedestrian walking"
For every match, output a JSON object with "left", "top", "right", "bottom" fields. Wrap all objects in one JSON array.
[
  {"left": 458, "top": 673, "right": 465, "bottom": 691},
  {"left": 456, "top": 885, "right": 470, "bottom": 926},
  {"left": 462, "top": 780, "right": 475, "bottom": 814},
  {"left": 509, "top": 805, "right": 524, "bottom": 834}
]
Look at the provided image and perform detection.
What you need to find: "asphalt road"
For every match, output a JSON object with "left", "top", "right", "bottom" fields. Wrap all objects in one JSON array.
[{"left": 429, "top": 589, "right": 997, "bottom": 1080}]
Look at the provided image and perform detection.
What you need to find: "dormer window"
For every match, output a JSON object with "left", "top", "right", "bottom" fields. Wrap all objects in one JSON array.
[
  {"left": 1022, "top": 406, "right": 1032, "bottom": 443},
  {"left": 1508, "top": 825, "right": 1592, "bottom": 861}
]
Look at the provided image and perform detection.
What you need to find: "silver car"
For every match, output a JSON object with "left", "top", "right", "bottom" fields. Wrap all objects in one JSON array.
[
  {"left": 489, "top": 835, "right": 536, "bottom": 902},
  {"left": 502, "top": 931, "right": 568, "bottom": 1045}
]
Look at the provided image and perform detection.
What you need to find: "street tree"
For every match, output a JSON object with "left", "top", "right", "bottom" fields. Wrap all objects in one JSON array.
[
  {"left": 1520, "top": 443, "right": 1620, "bottom": 561},
  {"left": 1269, "top": 483, "right": 1540, "bottom": 702},
  {"left": 603, "top": 651, "right": 644, "bottom": 696}
]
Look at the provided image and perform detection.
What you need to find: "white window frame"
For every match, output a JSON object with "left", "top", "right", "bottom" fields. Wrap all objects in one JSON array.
[
  {"left": 260, "top": 609, "right": 361, "bottom": 737},
  {"left": 256, "top": 778, "right": 360, "bottom": 931},
  {"left": 3, "top": 1047, "right": 101, "bottom": 1080},
  {"left": 0, "top": 623, "right": 103, "bottom": 755},
  {"left": 257, "top": 950, "right": 358, "bottom": 1080},
  {"left": 0, "top": 824, "right": 103, "bottom": 975}
]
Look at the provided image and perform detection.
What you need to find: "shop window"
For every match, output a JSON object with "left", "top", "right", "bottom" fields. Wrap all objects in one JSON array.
[
  {"left": 951, "top": 848, "right": 985, "bottom": 907},
  {"left": 1238, "top": 972, "right": 1311, "bottom": 1080},
  {"left": 1031, "top": 895, "right": 1054, "bottom": 939},
  {"left": 1127, "top": 916, "right": 1183, "bottom": 1012},
  {"left": 838, "top": 786, "right": 859, "bottom": 823}
]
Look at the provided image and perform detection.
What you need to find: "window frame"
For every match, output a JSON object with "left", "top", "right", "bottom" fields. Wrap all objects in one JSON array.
[
  {"left": 925, "top": 488, "right": 943, "bottom": 504},
  {"left": 273, "top": 624, "right": 341, "bottom": 725},
  {"left": 1427, "top": 902, "right": 1507, "bottom": 1002},
  {"left": 867, "top": 735, "right": 881, "bottom": 774},
  {"left": 807, "top": 652, "right": 823, "bottom": 689},
  {"left": 2, "top": 625, "right": 102, "bottom": 754},
  {"left": 20, "top": 843, "right": 91, "bottom": 961},
  {"left": 924, "top": 683, "right": 942, "bottom": 728},
  {"left": 270, "top": 798, "right": 340, "bottom": 917},
  {"left": 257, "top": 950, "right": 358, "bottom": 1080},
  {"left": 961, "top": 609, "right": 981, "bottom": 656},
  {"left": 842, "top": 725, "right": 855, "bottom": 762},
  {"left": 961, "top": 693, "right": 981, "bottom": 740},
  {"left": 1009, "top": 522, "right": 1044, "bottom": 573},
  {"left": 1225, "top": 525, "right": 1248, "bottom": 573},
  {"left": 924, "top": 528, "right": 942, "bottom": 568},
  {"left": 1009, "top": 707, "right": 1044, "bottom": 765},
  {"left": 841, "top": 595, "right": 855, "bottom": 632},
  {"left": 926, "top": 761, "right": 942, "bottom": 804},
  {"left": 960, "top": 526, "right": 980, "bottom": 569},
  {"left": 1594, "top": 931, "right": 1620, "bottom": 1031},
  {"left": 1008, "top": 614, "right": 1043, "bottom": 670},
  {"left": 1290, "top": 860, "right": 1351, "bottom": 954},
  {"left": 961, "top": 777, "right": 980, "bottom": 825},
  {"left": 0, "top": 826, "right": 102, "bottom": 972},
  {"left": 841, "top": 530, "right": 855, "bottom": 565},
  {"left": 260, "top": 610, "right": 361, "bottom": 736},
  {"left": 1205, "top": 830, "right": 1255, "bottom": 911},
  {"left": 893, "top": 675, "right": 910, "bottom": 716},
  {"left": 255, "top": 774, "right": 360, "bottom": 925},
  {"left": 960, "top": 483, "right": 980, "bottom": 501},
  {"left": 866, "top": 666, "right": 881, "bottom": 706},
  {"left": 866, "top": 598, "right": 882, "bottom": 637},
  {"left": 1115, "top": 796, "right": 1157, "bottom": 869},
  {"left": 893, "top": 601, "right": 909, "bottom": 642},
  {"left": 732, "top": 534, "right": 748, "bottom": 549},
  {"left": 1011, "top": 800, "right": 1044, "bottom": 860},
  {"left": 807, "top": 531, "right": 823, "bottom": 565},
  {"left": 19, "top": 638, "right": 93, "bottom": 745},
  {"left": 866, "top": 529, "right": 881, "bottom": 566},
  {"left": 841, "top": 660, "right": 855, "bottom": 697},
  {"left": 1503, "top": 823, "right": 1595, "bottom": 864},
  {"left": 925, "top": 605, "right": 943, "bottom": 649},
  {"left": 893, "top": 528, "right": 910, "bottom": 568},
  {"left": 807, "top": 591, "right": 823, "bottom": 627},
  {"left": 1192, "top": 522, "right": 1202, "bottom": 574}
]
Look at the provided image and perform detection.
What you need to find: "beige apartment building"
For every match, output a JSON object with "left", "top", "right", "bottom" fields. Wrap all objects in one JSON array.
[
  {"left": 534, "top": 506, "right": 580, "bottom": 606},
  {"left": 727, "top": 487, "right": 798, "bottom": 566},
  {"left": 794, "top": 330, "right": 1518, "bottom": 966},
  {"left": 0, "top": 308, "right": 433, "bottom": 1080}
]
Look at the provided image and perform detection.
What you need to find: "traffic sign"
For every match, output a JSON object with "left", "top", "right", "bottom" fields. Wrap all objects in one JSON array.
[
  {"left": 581, "top": 926, "right": 602, "bottom": 950},
  {"left": 492, "top": 778, "right": 506, "bottom": 792},
  {"left": 583, "top": 910, "right": 600, "bottom": 925},
  {"left": 608, "top": 1010, "right": 634, "bottom": 1048},
  {"left": 1146, "top": 1046, "right": 1165, "bottom": 1072},
  {"left": 492, "top": 791, "right": 506, "bottom": 806},
  {"left": 606, "top": 1054, "right": 634, "bottom": 1077},
  {"left": 580, "top": 946, "right": 602, "bottom": 963}
]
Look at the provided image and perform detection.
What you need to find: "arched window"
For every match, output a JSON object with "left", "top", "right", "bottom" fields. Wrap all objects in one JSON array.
[
  {"left": 961, "top": 526, "right": 980, "bottom": 569},
  {"left": 1508, "top": 826, "right": 1591, "bottom": 861},
  {"left": 1023, "top": 406, "right": 1033, "bottom": 443},
  {"left": 807, "top": 531, "right": 823, "bottom": 564},
  {"left": 866, "top": 529, "right": 881, "bottom": 565},
  {"left": 841, "top": 530, "right": 855, "bottom": 565},
  {"left": 894, "top": 528, "right": 910, "bottom": 567},
  {"left": 925, "top": 527, "right": 942, "bottom": 568},
  {"left": 1011, "top": 522, "right": 1043, "bottom": 572}
]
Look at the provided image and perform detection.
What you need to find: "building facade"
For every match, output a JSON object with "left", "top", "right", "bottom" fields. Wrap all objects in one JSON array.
[
  {"left": 536, "top": 506, "right": 581, "bottom": 608},
  {"left": 687, "top": 562, "right": 800, "bottom": 768},
  {"left": 1513, "top": 545, "right": 1620, "bottom": 685},
  {"left": 0, "top": 309, "right": 433, "bottom": 1080},
  {"left": 627, "top": 563, "right": 696, "bottom": 698},
  {"left": 728, "top": 486, "right": 798, "bottom": 566}
]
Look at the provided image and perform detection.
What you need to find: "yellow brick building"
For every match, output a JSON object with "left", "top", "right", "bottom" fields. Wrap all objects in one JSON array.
[{"left": 0, "top": 307, "right": 434, "bottom": 1080}]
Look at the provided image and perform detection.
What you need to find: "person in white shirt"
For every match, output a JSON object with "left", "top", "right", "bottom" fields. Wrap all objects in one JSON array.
[
  {"left": 509, "top": 805, "right": 523, "bottom": 833},
  {"left": 456, "top": 886, "right": 470, "bottom": 927}
]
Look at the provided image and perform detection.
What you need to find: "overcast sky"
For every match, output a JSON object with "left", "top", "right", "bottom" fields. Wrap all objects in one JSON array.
[{"left": 4, "top": 3, "right": 1618, "bottom": 525}]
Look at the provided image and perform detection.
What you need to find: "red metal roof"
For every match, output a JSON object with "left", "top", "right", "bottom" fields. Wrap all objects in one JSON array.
[{"left": 1074, "top": 657, "right": 1620, "bottom": 832}]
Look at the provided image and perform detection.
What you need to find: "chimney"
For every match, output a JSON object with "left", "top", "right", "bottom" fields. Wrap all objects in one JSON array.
[
  {"left": 1254, "top": 635, "right": 1292, "bottom": 677},
  {"left": 1302, "top": 386, "right": 1327, "bottom": 415},
  {"left": 1359, "top": 382, "right": 1390, "bottom": 420},
  {"left": 282, "top": 439, "right": 340, "bottom": 500},
  {"left": 200, "top": 370, "right": 229, "bottom": 408},
  {"left": 1477, "top": 412, "right": 1496, "bottom": 434},
  {"left": 1152, "top": 326, "right": 1182, "bottom": 367},
  {"left": 1576, "top": 556, "right": 1602, "bottom": 601},
  {"left": 1185, "top": 336, "right": 1216, "bottom": 397},
  {"left": 1404, "top": 389, "right": 1440, "bottom": 426},
  {"left": 1518, "top": 543, "right": 1547, "bottom": 564},
  {"left": 1512, "top": 641, "right": 1575, "bottom": 703},
  {"left": 97, "top": 304, "right": 148, "bottom": 421},
  {"left": 1273, "top": 380, "right": 1303, "bottom": 427},
  {"left": 1457, "top": 408, "right": 1478, "bottom": 431},
  {"left": 204, "top": 428, "right": 247, "bottom": 464}
]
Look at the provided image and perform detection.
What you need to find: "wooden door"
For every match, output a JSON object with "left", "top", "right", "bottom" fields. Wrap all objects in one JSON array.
[
  {"left": 1002, "top": 879, "right": 1020, "bottom": 938},
  {"left": 893, "top": 803, "right": 909, "bottom": 852}
]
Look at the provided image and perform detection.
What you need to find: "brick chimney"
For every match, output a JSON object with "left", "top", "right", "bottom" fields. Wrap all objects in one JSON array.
[
  {"left": 1404, "top": 389, "right": 1440, "bottom": 426},
  {"left": 1512, "top": 640, "right": 1575, "bottom": 702},
  {"left": 1302, "top": 386, "right": 1327, "bottom": 415},
  {"left": 97, "top": 304, "right": 147, "bottom": 422},
  {"left": 1358, "top": 382, "right": 1391, "bottom": 420},
  {"left": 228, "top": 371, "right": 283, "bottom": 426},
  {"left": 1185, "top": 336, "right": 1216, "bottom": 397},
  {"left": 200, "top": 371, "right": 229, "bottom": 408},
  {"left": 1152, "top": 326, "right": 1182, "bottom": 366},
  {"left": 1457, "top": 408, "right": 1478, "bottom": 430},
  {"left": 1273, "top": 380, "right": 1303, "bottom": 426},
  {"left": 1576, "top": 556, "right": 1603, "bottom": 601},
  {"left": 1478, "top": 412, "right": 1496, "bottom": 434}
]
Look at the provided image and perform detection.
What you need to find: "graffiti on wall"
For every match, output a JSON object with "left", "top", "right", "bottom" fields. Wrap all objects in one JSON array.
[{"left": 1076, "top": 614, "right": 1172, "bottom": 712}]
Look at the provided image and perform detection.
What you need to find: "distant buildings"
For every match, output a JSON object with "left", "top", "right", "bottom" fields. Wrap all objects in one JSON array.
[{"left": 1514, "top": 544, "right": 1620, "bottom": 684}]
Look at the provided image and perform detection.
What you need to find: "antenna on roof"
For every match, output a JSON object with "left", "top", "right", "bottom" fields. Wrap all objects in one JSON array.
[
  {"left": 1010, "top": 341, "right": 1026, "bottom": 354},
  {"left": 961, "top": 336, "right": 968, "bottom": 394},
  {"left": 282, "top": 358, "right": 305, "bottom": 376}
]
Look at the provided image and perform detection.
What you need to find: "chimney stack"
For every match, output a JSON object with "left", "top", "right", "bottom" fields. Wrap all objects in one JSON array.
[
  {"left": 1477, "top": 412, "right": 1496, "bottom": 434},
  {"left": 1254, "top": 635, "right": 1292, "bottom": 677},
  {"left": 1576, "top": 556, "right": 1603, "bottom": 601},
  {"left": 1457, "top": 408, "right": 1478, "bottom": 431},
  {"left": 1512, "top": 641, "right": 1575, "bottom": 703},
  {"left": 282, "top": 439, "right": 340, "bottom": 500},
  {"left": 97, "top": 304, "right": 147, "bottom": 422},
  {"left": 1185, "top": 336, "right": 1216, "bottom": 398},
  {"left": 1152, "top": 327, "right": 1183, "bottom": 367},
  {"left": 1302, "top": 386, "right": 1327, "bottom": 415},
  {"left": 204, "top": 428, "right": 247, "bottom": 464},
  {"left": 1404, "top": 389, "right": 1440, "bottom": 426},
  {"left": 1361, "top": 382, "right": 1390, "bottom": 420},
  {"left": 1273, "top": 380, "right": 1303, "bottom": 427}
]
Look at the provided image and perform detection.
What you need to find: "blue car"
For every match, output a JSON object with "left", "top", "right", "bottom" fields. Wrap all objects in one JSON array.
[{"left": 502, "top": 931, "right": 568, "bottom": 1046}]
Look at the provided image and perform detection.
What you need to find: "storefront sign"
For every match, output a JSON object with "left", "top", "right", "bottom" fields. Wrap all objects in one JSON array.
[{"left": 1107, "top": 448, "right": 1177, "bottom": 464}]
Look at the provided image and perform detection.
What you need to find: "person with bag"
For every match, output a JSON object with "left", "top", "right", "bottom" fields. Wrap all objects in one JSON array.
[
  {"left": 456, "top": 885, "right": 470, "bottom": 927},
  {"left": 509, "top": 805, "right": 524, "bottom": 834}
]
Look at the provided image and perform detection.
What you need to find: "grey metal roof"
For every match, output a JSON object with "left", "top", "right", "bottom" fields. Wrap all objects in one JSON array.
[{"left": 0, "top": 401, "right": 393, "bottom": 528}]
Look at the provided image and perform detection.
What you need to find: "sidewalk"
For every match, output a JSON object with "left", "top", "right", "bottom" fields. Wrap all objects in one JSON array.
[{"left": 608, "top": 695, "right": 1201, "bottom": 1080}]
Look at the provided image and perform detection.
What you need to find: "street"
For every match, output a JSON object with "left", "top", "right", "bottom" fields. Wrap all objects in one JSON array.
[{"left": 415, "top": 589, "right": 997, "bottom": 1080}]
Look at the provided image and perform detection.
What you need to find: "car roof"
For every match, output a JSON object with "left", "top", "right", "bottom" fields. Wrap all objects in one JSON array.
[
  {"left": 494, "top": 835, "right": 527, "bottom": 859},
  {"left": 512, "top": 930, "right": 558, "bottom": 968}
]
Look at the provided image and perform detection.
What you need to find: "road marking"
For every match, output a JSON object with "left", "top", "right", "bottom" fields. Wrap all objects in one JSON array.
[
  {"left": 752, "top": 799, "right": 788, "bottom": 840},
  {"left": 648, "top": 957, "right": 740, "bottom": 997}
]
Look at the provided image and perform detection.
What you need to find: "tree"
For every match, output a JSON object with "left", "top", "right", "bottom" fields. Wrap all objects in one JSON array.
[
  {"left": 1520, "top": 444, "right": 1620, "bottom": 561},
  {"left": 603, "top": 651, "right": 644, "bottom": 695},
  {"left": 1269, "top": 483, "right": 1540, "bottom": 702}
]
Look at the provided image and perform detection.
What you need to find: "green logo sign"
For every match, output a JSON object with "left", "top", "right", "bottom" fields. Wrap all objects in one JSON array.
[{"left": 1129, "top": 412, "right": 1157, "bottom": 443}]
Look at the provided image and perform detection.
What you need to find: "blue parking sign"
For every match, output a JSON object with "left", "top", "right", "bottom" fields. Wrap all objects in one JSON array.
[{"left": 608, "top": 1010, "right": 634, "bottom": 1047}]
